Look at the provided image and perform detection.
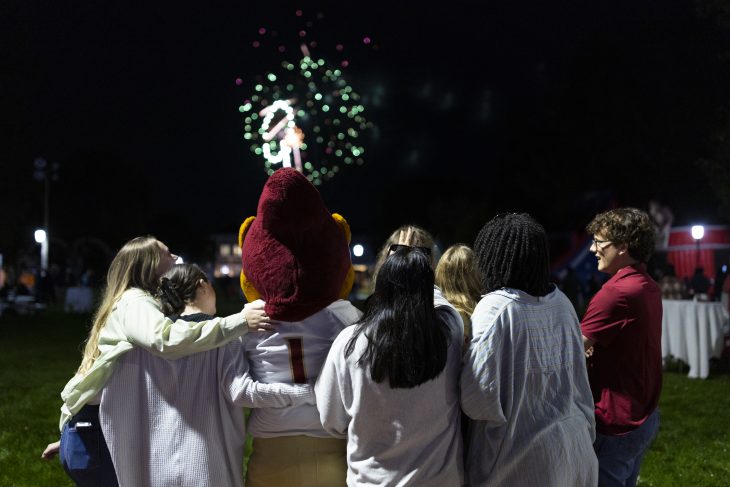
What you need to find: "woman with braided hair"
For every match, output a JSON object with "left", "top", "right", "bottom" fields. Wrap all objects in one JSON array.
[{"left": 460, "top": 213, "right": 597, "bottom": 486}]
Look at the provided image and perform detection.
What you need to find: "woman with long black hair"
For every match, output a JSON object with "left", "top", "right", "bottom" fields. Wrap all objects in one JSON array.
[{"left": 315, "top": 247, "right": 464, "bottom": 486}]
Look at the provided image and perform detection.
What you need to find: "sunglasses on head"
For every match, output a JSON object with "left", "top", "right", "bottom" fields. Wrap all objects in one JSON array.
[{"left": 388, "top": 244, "right": 432, "bottom": 255}]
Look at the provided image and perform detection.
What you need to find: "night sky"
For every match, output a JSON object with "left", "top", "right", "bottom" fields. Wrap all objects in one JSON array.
[{"left": 3, "top": 0, "right": 729, "bottom": 268}]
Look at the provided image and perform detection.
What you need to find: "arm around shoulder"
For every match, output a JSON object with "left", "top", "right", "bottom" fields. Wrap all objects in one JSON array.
[
  {"left": 222, "top": 339, "right": 315, "bottom": 408},
  {"left": 120, "top": 292, "right": 261, "bottom": 359}
]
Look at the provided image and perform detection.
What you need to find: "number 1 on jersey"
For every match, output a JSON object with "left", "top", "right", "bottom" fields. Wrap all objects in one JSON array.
[{"left": 285, "top": 338, "right": 307, "bottom": 384}]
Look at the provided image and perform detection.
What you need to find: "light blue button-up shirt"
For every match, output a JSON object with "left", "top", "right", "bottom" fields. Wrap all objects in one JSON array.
[{"left": 461, "top": 286, "right": 597, "bottom": 486}]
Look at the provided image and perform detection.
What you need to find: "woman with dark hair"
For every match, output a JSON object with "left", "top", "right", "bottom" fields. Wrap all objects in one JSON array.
[
  {"left": 461, "top": 213, "right": 597, "bottom": 486},
  {"left": 315, "top": 248, "right": 464, "bottom": 486}
]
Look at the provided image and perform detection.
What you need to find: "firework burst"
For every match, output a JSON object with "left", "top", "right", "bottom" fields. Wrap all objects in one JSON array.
[{"left": 238, "top": 10, "right": 375, "bottom": 185}]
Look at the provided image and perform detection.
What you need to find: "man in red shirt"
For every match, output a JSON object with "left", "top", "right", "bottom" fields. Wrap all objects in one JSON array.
[{"left": 581, "top": 208, "right": 663, "bottom": 487}]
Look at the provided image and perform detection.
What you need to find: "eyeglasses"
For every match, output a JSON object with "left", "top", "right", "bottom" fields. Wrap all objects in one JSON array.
[
  {"left": 591, "top": 238, "right": 613, "bottom": 249},
  {"left": 388, "top": 244, "right": 432, "bottom": 256}
]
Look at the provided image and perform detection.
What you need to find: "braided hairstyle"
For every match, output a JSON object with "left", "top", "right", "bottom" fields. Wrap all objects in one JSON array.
[
  {"left": 473, "top": 213, "right": 551, "bottom": 297},
  {"left": 156, "top": 263, "right": 209, "bottom": 316}
]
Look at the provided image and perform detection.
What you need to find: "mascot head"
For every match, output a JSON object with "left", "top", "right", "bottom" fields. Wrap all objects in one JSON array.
[{"left": 239, "top": 168, "right": 355, "bottom": 321}]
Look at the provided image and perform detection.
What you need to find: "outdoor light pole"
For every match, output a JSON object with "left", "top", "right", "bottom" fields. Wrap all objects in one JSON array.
[
  {"left": 35, "top": 229, "right": 48, "bottom": 272},
  {"left": 33, "top": 157, "right": 59, "bottom": 272},
  {"left": 691, "top": 225, "right": 705, "bottom": 268}
]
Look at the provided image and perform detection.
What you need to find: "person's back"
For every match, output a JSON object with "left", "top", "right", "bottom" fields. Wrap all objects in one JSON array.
[
  {"left": 100, "top": 327, "right": 248, "bottom": 487},
  {"left": 102, "top": 329, "right": 315, "bottom": 487},
  {"left": 245, "top": 300, "right": 361, "bottom": 437},
  {"left": 690, "top": 267, "right": 711, "bottom": 298},
  {"left": 462, "top": 287, "right": 596, "bottom": 486},
  {"left": 243, "top": 300, "right": 361, "bottom": 487},
  {"left": 318, "top": 304, "right": 463, "bottom": 486},
  {"left": 236, "top": 168, "right": 363, "bottom": 486},
  {"left": 98, "top": 264, "right": 293, "bottom": 487},
  {"left": 316, "top": 249, "right": 464, "bottom": 487},
  {"left": 461, "top": 213, "right": 596, "bottom": 487},
  {"left": 48, "top": 239, "right": 271, "bottom": 487}
]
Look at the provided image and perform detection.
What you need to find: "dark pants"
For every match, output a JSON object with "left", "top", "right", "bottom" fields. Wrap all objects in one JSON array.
[
  {"left": 60, "top": 405, "right": 118, "bottom": 487},
  {"left": 594, "top": 409, "right": 660, "bottom": 487}
]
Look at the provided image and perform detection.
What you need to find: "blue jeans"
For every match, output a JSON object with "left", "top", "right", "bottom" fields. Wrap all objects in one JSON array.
[
  {"left": 594, "top": 409, "right": 660, "bottom": 487},
  {"left": 60, "top": 405, "right": 118, "bottom": 487}
]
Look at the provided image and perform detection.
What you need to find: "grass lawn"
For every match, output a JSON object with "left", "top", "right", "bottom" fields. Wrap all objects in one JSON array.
[
  {"left": 1, "top": 307, "right": 729, "bottom": 486},
  {"left": 638, "top": 361, "right": 730, "bottom": 486}
]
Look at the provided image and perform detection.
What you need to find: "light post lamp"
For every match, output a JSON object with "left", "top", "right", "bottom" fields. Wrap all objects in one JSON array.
[
  {"left": 33, "top": 157, "right": 59, "bottom": 273},
  {"left": 35, "top": 229, "right": 48, "bottom": 272},
  {"left": 691, "top": 225, "right": 705, "bottom": 268},
  {"left": 352, "top": 244, "right": 364, "bottom": 258}
]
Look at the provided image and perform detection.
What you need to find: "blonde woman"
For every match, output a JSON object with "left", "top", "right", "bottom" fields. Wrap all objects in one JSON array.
[
  {"left": 42, "top": 236, "right": 270, "bottom": 487},
  {"left": 435, "top": 244, "right": 484, "bottom": 346},
  {"left": 372, "top": 225, "right": 437, "bottom": 282}
]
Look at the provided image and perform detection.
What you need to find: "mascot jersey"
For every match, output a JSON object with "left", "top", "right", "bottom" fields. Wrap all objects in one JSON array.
[
  {"left": 245, "top": 300, "right": 361, "bottom": 437},
  {"left": 238, "top": 168, "right": 360, "bottom": 438}
]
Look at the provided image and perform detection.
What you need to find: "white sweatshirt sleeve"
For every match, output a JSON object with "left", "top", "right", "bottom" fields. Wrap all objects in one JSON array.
[
  {"left": 59, "top": 290, "right": 252, "bottom": 430},
  {"left": 220, "top": 339, "right": 315, "bottom": 408},
  {"left": 116, "top": 291, "right": 248, "bottom": 359},
  {"left": 460, "top": 297, "right": 509, "bottom": 423},
  {"left": 314, "top": 330, "right": 352, "bottom": 438}
]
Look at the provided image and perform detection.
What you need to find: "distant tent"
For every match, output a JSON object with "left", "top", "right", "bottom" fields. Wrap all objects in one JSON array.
[{"left": 665, "top": 226, "right": 730, "bottom": 280}]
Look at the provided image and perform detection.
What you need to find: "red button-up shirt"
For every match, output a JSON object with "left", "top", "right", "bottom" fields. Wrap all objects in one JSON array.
[{"left": 581, "top": 264, "right": 663, "bottom": 435}]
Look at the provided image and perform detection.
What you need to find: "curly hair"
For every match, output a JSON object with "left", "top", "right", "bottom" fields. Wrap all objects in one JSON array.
[
  {"left": 473, "top": 213, "right": 551, "bottom": 297},
  {"left": 586, "top": 208, "right": 656, "bottom": 263}
]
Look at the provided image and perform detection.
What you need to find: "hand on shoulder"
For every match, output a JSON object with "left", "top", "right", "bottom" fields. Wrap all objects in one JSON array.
[{"left": 243, "top": 299, "right": 274, "bottom": 331}]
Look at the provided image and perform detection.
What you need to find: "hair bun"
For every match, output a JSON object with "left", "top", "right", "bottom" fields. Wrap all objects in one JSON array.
[{"left": 158, "top": 277, "right": 185, "bottom": 313}]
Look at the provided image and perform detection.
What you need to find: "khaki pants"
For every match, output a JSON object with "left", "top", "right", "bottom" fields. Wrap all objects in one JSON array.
[{"left": 246, "top": 435, "right": 347, "bottom": 487}]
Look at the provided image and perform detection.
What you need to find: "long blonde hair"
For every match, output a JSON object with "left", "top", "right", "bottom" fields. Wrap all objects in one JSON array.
[
  {"left": 373, "top": 225, "right": 436, "bottom": 281},
  {"left": 77, "top": 236, "right": 163, "bottom": 374},
  {"left": 435, "top": 244, "right": 484, "bottom": 332}
]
